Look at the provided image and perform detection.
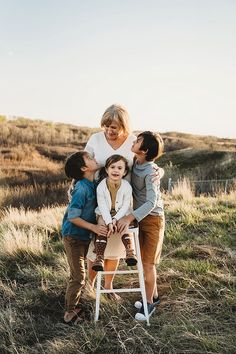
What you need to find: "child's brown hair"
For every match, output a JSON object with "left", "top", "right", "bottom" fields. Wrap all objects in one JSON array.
[
  {"left": 137, "top": 131, "right": 164, "bottom": 161},
  {"left": 98, "top": 154, "right": 129, "bottom": 182}
]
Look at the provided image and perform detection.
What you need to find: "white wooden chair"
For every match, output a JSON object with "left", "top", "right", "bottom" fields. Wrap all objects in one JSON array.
[{"left": 94, "top": 225, "right": 150, "bottom": 325}]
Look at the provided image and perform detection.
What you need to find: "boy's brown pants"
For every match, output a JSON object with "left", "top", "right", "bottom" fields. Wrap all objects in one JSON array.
[
  {"left": 63, "top": 236, "right": 89, "bottom": 312},
  {"left": 139, "top": 214, "right": 165, "bottom": 265}
]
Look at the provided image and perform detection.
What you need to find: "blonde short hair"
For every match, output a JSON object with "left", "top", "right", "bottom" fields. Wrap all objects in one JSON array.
[{"left": 100, "top": 104, "right": 131, "bottom": 135}]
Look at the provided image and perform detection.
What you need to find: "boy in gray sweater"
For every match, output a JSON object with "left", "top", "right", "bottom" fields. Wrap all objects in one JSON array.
[{"left": 117, "top": 131, "right": 165, "bottom": 321}]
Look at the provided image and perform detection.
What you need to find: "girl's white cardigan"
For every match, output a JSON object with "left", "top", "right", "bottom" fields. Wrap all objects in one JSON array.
[{"left": 96, "top": 178, "right": 133, "bottom": 225}]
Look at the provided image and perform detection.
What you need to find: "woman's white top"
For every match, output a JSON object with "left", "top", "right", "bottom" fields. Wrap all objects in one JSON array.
[
  {"left": 96, "top": 178, "right": 133, "bottom": 225},
  {"left": 85, "top": 131, "right": 136, "bottom": 181},
  {"left": 85, "top": 131, "right": 136, "bottom": 261}
]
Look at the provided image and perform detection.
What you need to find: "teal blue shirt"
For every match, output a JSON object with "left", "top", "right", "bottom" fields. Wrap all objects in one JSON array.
[{"left": 61, "top": 178, "right": 97, "bottom": 241}]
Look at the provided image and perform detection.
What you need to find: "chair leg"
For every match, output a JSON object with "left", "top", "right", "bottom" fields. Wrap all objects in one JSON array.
[
  {"left": 133, "top": 228, "right": 150, "bottom": 326},
  {"left": 94, "top": 227, "right": 150, "bottom": 326},
  {"left": 94, "top": 271, "right": 102, "bottom": 321}
]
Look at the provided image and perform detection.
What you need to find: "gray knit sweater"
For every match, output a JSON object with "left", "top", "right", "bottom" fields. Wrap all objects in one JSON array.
[{"left": 131, "top": 160, "right": 164, "bottom": 222}]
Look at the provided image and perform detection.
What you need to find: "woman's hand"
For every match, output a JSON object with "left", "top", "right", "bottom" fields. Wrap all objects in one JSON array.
[{"left": 150, "top": 167, "right": 164, "bottom": 182}]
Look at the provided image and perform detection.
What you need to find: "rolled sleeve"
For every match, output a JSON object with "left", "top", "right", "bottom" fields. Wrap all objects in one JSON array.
[
  {"left": 68, "top": 184, "right": 86, "bottom": 217},
  {"left": 68, "top": 207, "right": 82, "bottom": 219}
]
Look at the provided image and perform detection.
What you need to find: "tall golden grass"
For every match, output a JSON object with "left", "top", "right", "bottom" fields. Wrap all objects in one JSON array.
[
  {"left": 170, "top": 177, "right": 236, "bottom": 199},
  {"left": 171, "top": 177, "right": 194, "bottom": 200},
  {"left": 0, "top": 206, "right": 64, "bottom": 254},
  {"left": 0, "top": 182, "right": 68, "bottom": 209}
]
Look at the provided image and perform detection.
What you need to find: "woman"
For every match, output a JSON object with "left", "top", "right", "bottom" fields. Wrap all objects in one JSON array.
[{"left": 85, "top": 104, "right": 136, "bottom": 299}]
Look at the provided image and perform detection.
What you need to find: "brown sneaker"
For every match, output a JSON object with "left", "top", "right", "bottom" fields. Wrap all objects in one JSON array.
[
  {"left": 126, "top": 250, "right": 137, "bottom": 266},
  {"left": 92, "top": 256, "right": 104, "bottom": 271}
]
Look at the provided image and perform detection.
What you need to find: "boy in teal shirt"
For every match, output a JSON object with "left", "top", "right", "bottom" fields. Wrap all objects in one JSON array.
[{"left": 62, "top": 151, "right": 107, "bottom": 324}]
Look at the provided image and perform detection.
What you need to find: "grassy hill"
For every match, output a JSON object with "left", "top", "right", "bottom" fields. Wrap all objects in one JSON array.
[
  {"left": 1, "top": 115, "right": 235, "bottom": 152},
  {"left": 0, "top": 115, "right": 236, "bottom": 209},
  {"left": 159, "top": 149, "right": 236, "bottom": 187}
]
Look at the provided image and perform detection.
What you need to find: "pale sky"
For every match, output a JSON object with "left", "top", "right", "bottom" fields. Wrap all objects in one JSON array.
[{"left": 0, "top": 0, "right": 235, "bottom": 138}]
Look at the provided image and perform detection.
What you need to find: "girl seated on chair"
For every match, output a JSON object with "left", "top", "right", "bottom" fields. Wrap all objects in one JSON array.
[{"left": 88, "top": 154, "right": 137, "bottom": 272}]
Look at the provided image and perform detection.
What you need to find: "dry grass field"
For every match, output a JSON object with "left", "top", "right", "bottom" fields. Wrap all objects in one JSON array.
[
  {"left": 0, "top": 116, "right": 236, "bottom": 353},
  {"left": 0, "top": 191, "right": 235, "bottom": 353}
]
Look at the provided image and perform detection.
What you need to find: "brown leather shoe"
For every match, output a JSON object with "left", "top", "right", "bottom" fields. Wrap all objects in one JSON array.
[
  {"left": 92, "top": 256, "right": 104, "bottom": 271},
  {"left": 126, "top": 250, "right": 137, "bottom": 266}
]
